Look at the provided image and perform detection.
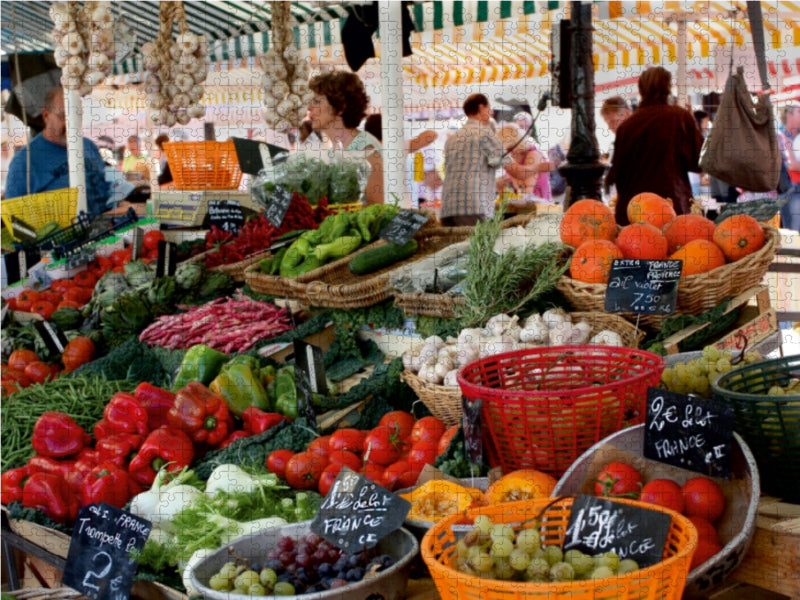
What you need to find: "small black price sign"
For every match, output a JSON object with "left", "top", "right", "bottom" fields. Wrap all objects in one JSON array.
[
  {"left": 293, "top": 339, "right": 327, "bottom": 428},
  {"left": 563, "top": 494, "right": 671, "bottom": 568},
  {"left": 63, "top": 503, "right": 151, "bottom": 600},
  {"left": 604, "top": 259, "right": 682, "bottom": 315},
  {"left": 379, "top": 210, "right": 429, "bottom": 245},
  {"left": 11, "top": 215, "right": 37, "bottom": 242},
  {"left": 34, "top": 320, "right": 68, "bottom": 355},
  {"left": 264, "top": 185, "right": 293, "bottom": 228},
  {"left": 644, "top": 387, "right": 735, "bottom": 479},
  {"left": 461, "top": 396, "right": 484, "bottom": 466},
  {"left": 208, "top": 200, "right": 245, "bottom": 234},
  {"left": 4, "top": 247, "right": 41, "bottom": 285},
  {"left": 156, "top": 241, "right": 178, "bottom": 278},
  {"left": 716, "top": 197, "right": 786, "bottom": 224},
  {"left": 311, "top": 467, "right": 410, "bottom": 552}
]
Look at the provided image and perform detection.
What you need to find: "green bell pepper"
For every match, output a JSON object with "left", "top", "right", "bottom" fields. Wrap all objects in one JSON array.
[
  {"left": 172, "top": 344, "right": 229, "bottom": 391},
  {"left": 273, "top": 365, "right": 298, "bottom": 419},
  {"left": 209, "top": 358, "right": 270, "bottom": 417}
]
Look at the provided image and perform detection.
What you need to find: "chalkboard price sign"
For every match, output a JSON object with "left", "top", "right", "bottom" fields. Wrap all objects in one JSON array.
[
  {"left": 264, "top": 185, "right": 293, "bottom": 228},
  {"left": 311, "top": 467, "right": 410, "bottom": 552},
  {"left": 208, "top": 200, "right": 245, "bottom": 234},
  {"left": 3, "top": 247, "right": 41, "bottom": 285},
  {"left": 461, "top": 396, "right": 484, "bottom": 466},
  {"left": 293, "top": 339, "right": 327, "bottom": 428},
  {"left": 63, "top": 503, "right": 151, "bottom": 600},
  {"left": 716, "top": 197, "right": 786, "bottom": 224},
  {"left": 644, "top": 387, "right": 735, "bottom": 478},
  {"left": 379, "top": 210, "right": 429, "bottom": 245},
  {"left": 604, "top": 259, "right": 682, "bottom": 315},
  {"left": 156, "top": 240, "right": 178, "bottom": 278},
  {"left": 563, "top": 494, "right": 671, "bottom": 568}
]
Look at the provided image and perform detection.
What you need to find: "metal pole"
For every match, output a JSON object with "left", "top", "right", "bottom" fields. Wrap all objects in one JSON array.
[
  {"left": 676, "top": 17, "right": 688, "bottom": 108},
  {"left": 65, "top": 88, "right": 87, "bottom": 214}
]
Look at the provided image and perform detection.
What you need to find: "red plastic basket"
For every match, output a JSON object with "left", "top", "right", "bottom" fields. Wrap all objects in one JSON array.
[{"left": 457, "top": 346, "right": 665, "bottom": 477}]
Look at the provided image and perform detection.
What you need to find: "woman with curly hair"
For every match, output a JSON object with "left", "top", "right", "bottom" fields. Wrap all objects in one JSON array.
[{"left": 307, "top": 70, "right": 384, "bottom": 204}]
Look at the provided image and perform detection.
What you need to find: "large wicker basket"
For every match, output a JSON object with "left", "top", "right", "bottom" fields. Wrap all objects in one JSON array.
[
  {"left": 402, "top": 311, "right": 646, "bottom": 428},
  {"left": 186, "top": 247, "right": 270, "bottom": 282},
  {"left": 555, "top": 225, "right": 779, "bottom": 330}
]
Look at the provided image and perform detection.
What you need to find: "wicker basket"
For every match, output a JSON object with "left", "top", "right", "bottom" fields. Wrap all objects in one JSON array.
[
  {"left": 163, "top": 141, "right": 243, "bottom": 190},
  {"left": 555, "top": 225, "right": 780, "bottom": 330},
  {"left": 186, "top": 247, "right": 270, "bottom": 282},
  {"left": 394, "top": 291, "right": 466, "bottom": 319},
  {"left": 402, "top": 312, "right": 647, "bottom": 428},
  {"left": 1, "top": 188, "right": 78, "bottom": 234}
]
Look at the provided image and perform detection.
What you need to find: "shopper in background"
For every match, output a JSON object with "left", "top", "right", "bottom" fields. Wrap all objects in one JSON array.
[
  {"left": 122, "top": 135, "right": 150, "bottom": 184},
  {"left": 778, "top": 104, "right": 800, "bottom": 231},
  {"left": 307, "top": 70, "right": 384, "bottom": 204},
  {"left": 600, "top": 96, "right": 632, "bottom": 163},
  {"left": 605, "top": 67, "right": 703, "bottom": 225},
  {"left": 440, "top": 93, "right": 511, "bottom": 226},
  {"left": 495, "top": 122, "right": 552, "bottom": 209},
  {"left": 154, "top": 134, "right": 173, "bottom": 186},
  {"left": 4, "top": 86, "right": 110, "bottom": 216}
]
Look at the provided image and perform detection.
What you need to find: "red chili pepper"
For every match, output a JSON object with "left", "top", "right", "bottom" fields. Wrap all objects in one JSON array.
[
  {"left": 81, "top": 462, "right": 142, "bottom": 509},
  {"left": 242, "top": 407, "right": 288, "bottom": 435},
  {"left": 102, "top": 392, "right": 149, "bottom": 437},
  {"left": 95, "top": 433, "right": 144, "bottom": 469},
  {"left": 133, "top": 382, "right": 176, "bottom": 430},
  {"left": 31, "top": 412, "right": 92, "bottom": 459},
  {"left": 167, "top": 382, "right": 233, "bottom": 447},
  {"left": 22, "top": 472, "right": 80, "bottom": 524},
  {"left": 127, "top": 427, "right": 195, "bottom": 486},
  {"left": 1, "top": 466, "right": 30, "bottom": 504},
  {"left": 218, "top": 430, "right": 251, "bottom": 449}
]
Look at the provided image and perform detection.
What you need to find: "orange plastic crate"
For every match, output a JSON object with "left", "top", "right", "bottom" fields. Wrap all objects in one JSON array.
[{"left": 163, "top": 141, "right": 243, "bottom": 190}]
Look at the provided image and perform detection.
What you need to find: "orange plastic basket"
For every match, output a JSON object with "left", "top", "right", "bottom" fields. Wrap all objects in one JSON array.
[
  {"left": 457, "top": 346, "right": 665, "bottom": 477},
  {"left": 163, "top": 141, "right": 243, "bottom": 190},
  {"left": 422, "top": 497, "right": 697, "bottom": 600}
]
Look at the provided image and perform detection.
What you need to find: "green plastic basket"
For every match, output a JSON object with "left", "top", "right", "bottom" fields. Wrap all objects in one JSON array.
[{"left": 711, "top": 355, "right": 800, "bottom": 502}]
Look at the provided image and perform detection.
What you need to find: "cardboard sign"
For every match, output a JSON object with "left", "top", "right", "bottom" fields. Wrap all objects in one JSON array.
[
  {"left": 34, "top": 320, "right": 68, "bottom": 355},
  {"left": 604, "top": 259, "right": 682, "bottom": 315},
  {"left": 311, "top": 467, "right": 410, "bottom": 552},
  {"left": 644, "top": 387, "right": 735, "bottom": 479},
  {"left": 3, "top": 247, "right": 41, "bottom": 285},
  {"left": 11, "top": 216, "right": 37, "bottom": 242},
  {"left": 156, "top": 241, "right": 178, "bottom": 278},
  {"left": 563, "top": 494, "right": 671, "bottom": 568},
  {"left": 63, "top": 503, "right": 151, "bottom": 600},
  {"left": 208, "top": 200, "right": 245, "bottom": 234},
  {"left": 263, "top": 185, "right": 293, "bottom": 228},
  {"left": 379, "top": 210, "right": 429, "bottom": 246},
  {"left": 461, "top": 396, "right": 484, "bottom": 466},
  {"left": 293, "top": 339, "right": 327, "bottom": 428},
  {"left": 716, "top": 197, "right": 787, "bottom": 224}
]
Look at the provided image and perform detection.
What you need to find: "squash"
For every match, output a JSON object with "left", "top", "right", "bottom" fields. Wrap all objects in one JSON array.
[
  {"left": 616, "top": 223, "right": 668, "bottom": 260},
  {"left": 400, "top": 479, "right": 484, "bottom": 522},
  {"left": 712, "top": 214, "right": 765, "bottom": 262},
  {"left": 670, "top": 239, "right": 726, "bottom": 277},
  {"left": 484, "top": 469, "right": 557, "bottom": 505},
  {"left": 558, "top": 199, "right": 617, "bottom": 248},
  {"left": 627, "top": 192, "right": 676, "bottom": 229},
  {"left": 662, "top": 214, "right": 716, "bottom": 254},
  {"left": 569, "top": 239, "right": 623, "bottom": 284}
]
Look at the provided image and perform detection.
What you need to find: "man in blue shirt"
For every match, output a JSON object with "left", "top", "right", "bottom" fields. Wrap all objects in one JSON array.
[{"left": 5, "top": 86, "right": 110, "bottom": 216}]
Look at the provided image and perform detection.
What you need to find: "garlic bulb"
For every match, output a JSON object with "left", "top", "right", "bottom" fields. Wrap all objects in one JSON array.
[
  {"left": 519, "top": 314, "right": 549, "bottom": 344},
  {"left": 443, "top": 369, "right": 459, "bottom": 387},
  {"left": 485, "top": 313, "right": 519, "bottom": 337},
  {"left": 457, "top": 328, "right": 485, "bottom": 347},
  {"left": 479, "top": 335, "right": 518, "bottom": 358},
  {"left": 455, "top": 343, "right": 479, "bottom": 367},
  {"left": 548, "top": 321, "right": 590, "bottom": 346},
  {"left": 543, "top": 308, "right": 571, "bottom": 330},
  {"left": 590, "top": 330, "right": 623, "bottom": 346}
]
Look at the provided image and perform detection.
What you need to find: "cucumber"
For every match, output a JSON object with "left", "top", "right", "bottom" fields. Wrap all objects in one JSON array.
[
  {"left": 348, "top": 239, "right": 419, "bottom": 275},
  {"left": 36, "top": 221, "right": 61, "bottom": 240}
]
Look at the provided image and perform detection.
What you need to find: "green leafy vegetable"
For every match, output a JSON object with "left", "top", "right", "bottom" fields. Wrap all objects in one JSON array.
[{"left": 434, "top": 428, "right": 489, "bottom": 478}]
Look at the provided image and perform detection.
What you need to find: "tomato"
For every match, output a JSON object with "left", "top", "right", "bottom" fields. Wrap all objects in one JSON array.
[
  {"left": 407, "top": 440, "right": 437, "bottom": 469},
  {"left": 3, "top": 368, "right": 31, "bottom": 389},
  {"left": 110, "top": 247, "right": 132, "bottom": 267},
  {"left": 594, "top": 461, "right": 643, "bottom": 498},
  {"left": 4, "top": 297, "right": 17, "bottom": 311},
  {"left": 143, "top": 230, "right": 166, "bottom": 252},
  {"left": 8, "top": 349, "right": 41, "bottom": 372},
  {"left": 72, "top": 270, "right": 98, "bottom": 288},
  {"left": 410, "top": 416, "right": 447, "bottom": 445},
  {"left": 682, "top": 477, "right": 726, "bottom": 523},
  {"left": 266, "top": 449, "right": 295, "bottom": 480},
  {"left": 688, "top": 516, "right": 722, "bottom": 570},
  {"left": 24, "top": 361, "right": 55, "bottom": 385},
  {"left": 49, "top": 280, "right": 72, "bottom": 294},
  {"left": 327, "top": 449, "right": 362, "bottom": 472},
  {"left": 639, "top": 478, "right": 684, "bottom": 514},
  {"left": 285, "top": 451, "right": 324, "bottom": 490},
  {"left": 63, "top": 287, "right": 92, "bottom": 305},
  {"left": 361, "top": 461, "right": 385, "bottom": 484},
  {"left": 15, "top": 290, "right": 40, "bottom": 311},
  {"left": 1, "top": 380, "right": 21, "bottom": 396},
  {"left": 378, "top": 411, "right": 416, "bottom": 442},
  {"left": 38, "top": 291, "right": 62, "bottom": 306},
  {"left": 329, "top": 428, "right": 367, "bottom": 454},
  {"left": 363, "top": 426, "right": 402, "bottom": 466},
  {"left": 437, "top": 425, "right": 460, "bottom": 457},
  {"left": 57, "top": 300, "right": 82, "bottom": 310},
  {"left": 31, "top": 300, "right": 57, "bottom": 320},
  {"left": 381, "top": 459, "right": 421, "bottom": 492},
  {"left": 396, "top": 462, "right": 423, "bottom": 490},
  {"left": 61, "top": 336, "right": 95, "bottom": 373},
  {"left": 307, "top": 435, "right": 332, "bottom": 460},
  {"left": 318, "top": 463, "right": 344, "bottom": 496}
]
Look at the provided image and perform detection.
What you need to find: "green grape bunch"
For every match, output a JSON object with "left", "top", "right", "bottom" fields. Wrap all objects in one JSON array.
[{"left": 660, "top": 345, "right": 763, "bottom": 398}]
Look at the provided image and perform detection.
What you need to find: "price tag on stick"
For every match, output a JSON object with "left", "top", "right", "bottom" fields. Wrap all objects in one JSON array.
[
  {"left": 34, "top": 320, "right": 68, "bottom": 355},
  {"left": 264, "top": 185, "right": 293, "bottom": 228},
  {"left": 293, "top": 340, "right": 327, "bottom": 428},
  {"left": 563, "top": 494, "right": 671, "bottom": 568},
  {"left": 129, "top": 227, "right": 144, "bottom": 261},
  {"left": 63, "top": 503, "right": 151, "bottom": 600},
  {"left": 379, "top": 210, "right": 429, "bottom": 245},
  {"left": 311, "top": 467, "right": 410, "bottom": 552},
  {"left": 156, "top": 241, "right": 177, "bottom": 278},
  {"left": 461, "top": 396, "right": 484, "bottom": 466},
  {"left": 644, "top": 387, "right": 735, "bottom": 479},
  {"left": 604, "top": 259, "right": 681, "bottom": 315}
]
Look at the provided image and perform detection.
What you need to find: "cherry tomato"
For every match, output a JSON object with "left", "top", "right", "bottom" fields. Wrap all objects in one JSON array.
[
  {"left": 329, "top": 428, "right": 367, "bottom": 454},
  {"left": 361, "top": 461, "right": 385, "bottom": 484},
  {"left": 266, "top": 449, "right": 295, "bottom": 480},
  {"left": 378, "top": 411, "right": 416, "bottom": 442},
  {"left": 24, "top": 361, "right": 55, "bottom": 385},
  {"left": 143, "top": 230, "right": 166, "bottom": 253},
  {"left": 682, "top": 477, "right": 726, "bottom": 523},
  {"left": 285, "top": 451, "right": 324, "bottom": 491},
  {"left": 407, "top": 440, "right": 437, "bottom": 469},
  {"left": 327, "top": 449, "right": 362, "bottom": 472},
  {"left": 8, "top": 349, "right": 41, "bottom": 372},
  {"left": 437, "top": 425, "right": 460, "bottom": 457},
  {"left": 363, "top": 426, "right": 401, "bottom": 466},
  {"left": 318, "top": 463, "right": 344, "bottom": 496},
  {"left": 410, "top": 416, "right": 447, "bottom": 445},
  {"left": 594, "top": 461, "right": 643, "bottom": 498},
  {"left": 639, "top": 478, "right": 684, "bottom": 514}
]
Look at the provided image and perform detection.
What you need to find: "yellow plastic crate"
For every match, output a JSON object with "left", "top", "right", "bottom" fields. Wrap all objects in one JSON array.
[{"left": 1, "top": 188, "right": 78, "bottom": 236}]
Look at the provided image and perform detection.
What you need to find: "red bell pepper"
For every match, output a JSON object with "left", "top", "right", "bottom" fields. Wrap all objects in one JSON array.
[
  {"left": 93, "top": 419, "right": 115, "bottom": 442},
  {"left": 127, "top": 427, "right": 195, "bottom": 486},
  {"left": 218, "top": 430, "right": 251, "bottom": 449},
  {"left": 81, "top": 462, "right": 141, "bottom": 509},
  {"left": 27, "top": 455, "right": 75, "bottom": 479},
  {"left": 95, "top": 433, "right": 144, "bottom": 469},
  {"left": 22, "top": 472, "right": 80, "bottom": 524},
  {"left": 167, "top": 382, "right": 233, "bottom": 447},
  {"left": 31, "top": 411, "right": 92, "bottom": 458},
  {"left": 242, "top": 407, "right": 288, "bottom": 435},
  {"left": 1, "top": 466, "right": 30, "bottom": 505},
  {"left": 102, "top": 392, "right": 149, "bottom": 437},
  {"left": 134, "top": 382, "right": 176, "bottom": 430}
]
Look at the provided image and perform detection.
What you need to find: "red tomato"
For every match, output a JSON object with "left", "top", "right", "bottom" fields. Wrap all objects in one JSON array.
[
  {"left": 329, "top": 428, "right": 367, "bottom": 454},
  {"left": 318, "top": 463, "right": 344, "bottom": 496},
  {"left": 327, "top": 449, "right": 362, "bottom": 472},
  {"left": 23, "top": 361, "right": 54, "bottom": 385},
  {"left": 410, "top": 416, "right": 447, "bottom": 445},
  {"left": 361, "top": 461, "right": 385, "bottom": 484},
  {"left": 63, "top": 287, "right": 92, "bottom": 305},
  {"left": 110, "top": 248, "right": 131, "bottom": 267},
  {"left": 3, "top": 368, "right": 31, "bottom": 389},
  {"left": 4, "top": 297, "right": 18, "bottom": 311},
  {"left": 407, "top": 440, "right": 438, "bottom": 468},
  {"left": 639, "top": 478, "right": 684, "bottom": 514},
  {"left": 285, "top": 452, "right": 324, "bottom": 490},
  {"left": 38, "top": 291, "right": 62, "bottom": 306},
  {"left": 31, "top": 300, "right": 57, "bottom": 320},
  {"left": 266, "top": 449, "right": 295, "bottom": 480},
  {"left": 72, "top": 270, "right": 98, "bottom": 288},
  {"left": 57, "top": 300, "right": 82, "bottom": 310},
  {"left": 437, "top": 425, "right": 460, "bottom": 457},
  {"left": 8, "top": 349, "right": 41, "bottom": 372},
  {"left": 307, "top": 435, "right": 332, "bottom": 461},
  {"left": 378, "top": 411, "right": 416, "bottom": 442},
  {"left": 15, "top": 290, "right": 40, "bottom": 311},
  {"left": 363, "top": 426, "right": 401, "bottom": 466},
  {"left": 49, "top": 280, "right": 72, "bottom": 294},
  {"left": 143, "top": 230, "right": 166, "bottom": 252},
  {"left": 397, "top": 463, "right": 423, "bottom": 490},
  {"left": 381, "top": 460, "right": 420, "bottom": 492},
  {"left": 688, "top": 516, "right": 722, "bottom": 570},
  {"left": 682, "top": 477, "right": 726, "bottom": 523},
  {"left": 594, "top": 461, "right": 643, "bottom": 498}
]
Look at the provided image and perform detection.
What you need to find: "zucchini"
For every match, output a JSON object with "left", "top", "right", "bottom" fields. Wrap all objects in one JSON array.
[
  {"left": 36, "top": 221, "right": 61, "bottom": 240},
  {"left": 348, "top": 239, "right": 419, "bottom": 275}
]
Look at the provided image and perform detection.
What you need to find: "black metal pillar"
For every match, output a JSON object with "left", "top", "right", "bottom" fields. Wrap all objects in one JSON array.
[{"left": 558, "top": 2, "right": 605, "bottom": 206}]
